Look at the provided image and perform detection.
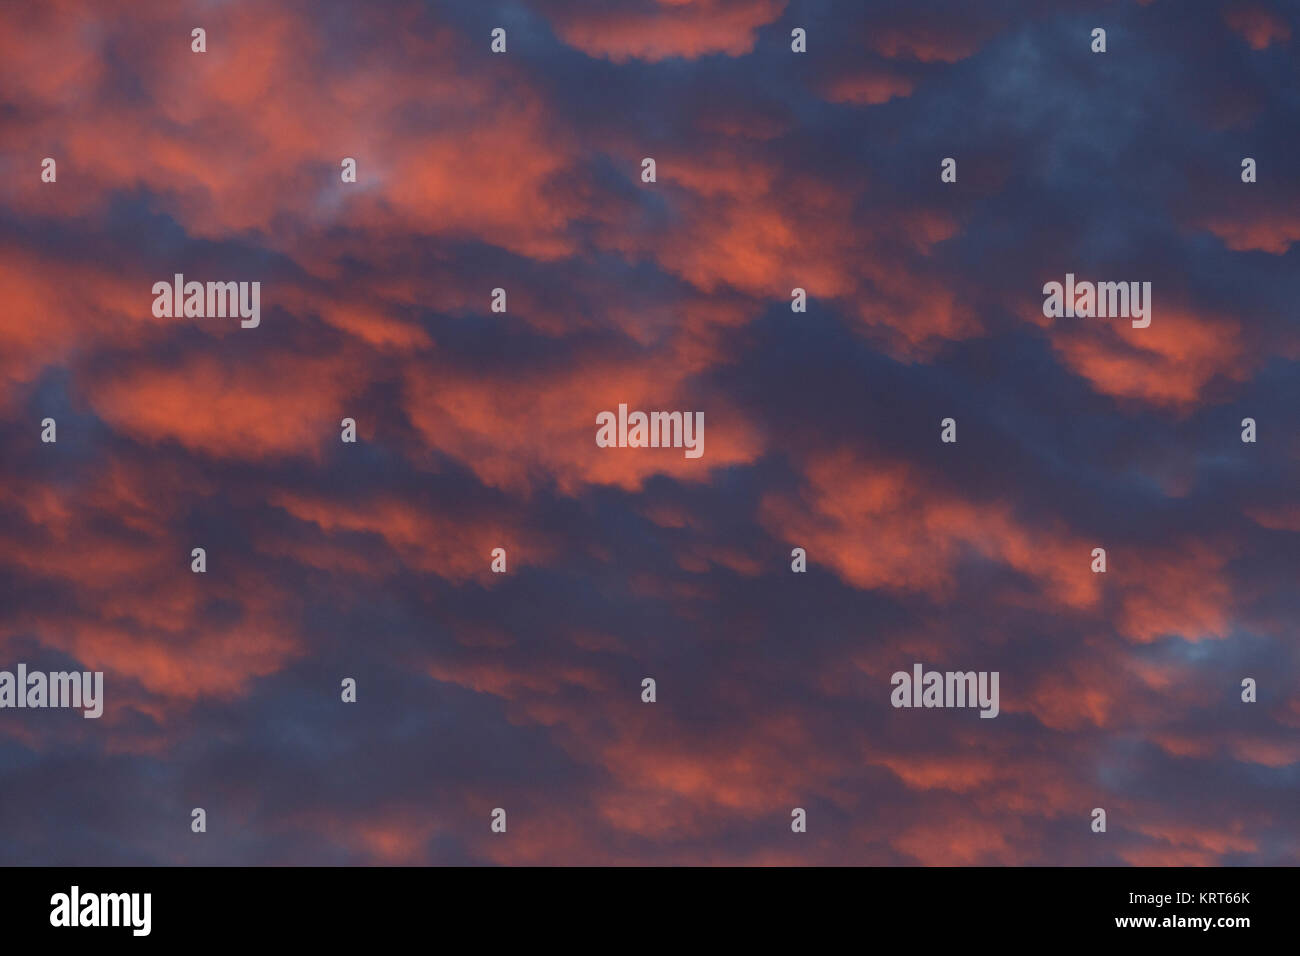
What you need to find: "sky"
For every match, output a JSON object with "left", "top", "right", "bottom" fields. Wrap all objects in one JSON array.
[{"left": 0, "top": 0, "right": 1298, "bottom": 865}]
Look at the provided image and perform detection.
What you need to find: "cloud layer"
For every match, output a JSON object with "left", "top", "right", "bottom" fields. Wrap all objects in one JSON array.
[{"left": 1, "top": 0, "right": 1297, "bottom": 865}]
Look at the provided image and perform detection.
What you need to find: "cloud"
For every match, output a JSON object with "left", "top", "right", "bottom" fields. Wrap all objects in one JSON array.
[
  {"left": 0, "top": 0, "right": 1296, "bottom": 866},
  {"left": 1223, "top": 1, "right": 1292, "bottom": 49},
  {"left": 539, "top": 0, "right": 787, "bottom": 63}
]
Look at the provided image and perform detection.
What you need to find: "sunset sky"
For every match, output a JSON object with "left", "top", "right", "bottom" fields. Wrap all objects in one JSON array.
[{"left": 1, "top": 0, "right": 1298, "bottom": 865}]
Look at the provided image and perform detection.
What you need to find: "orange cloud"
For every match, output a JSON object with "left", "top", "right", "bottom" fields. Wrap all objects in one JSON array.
[
  {"left": 0, "top": 464, "right": 304, "bottom": 725},
  {"left": 86, "top": 352, "right": 370, "bottom": 460},
  {"left": 1040, "top": 303, "right": 1250, "bottom": 413},
  {"left": 822, "top": 69, "right": 916, "bottom": 106},
  {"left": 1200, "top": 207, "right": 1300, "bottom": 254},
  {"left": 543, "top": 0, "right": 786, "bottom": 63},
  {"left": 867, "top": 15, "right": 1002, "bottom": 64},
  {"left": 1224, "top": 2, "right": 1292, "bottom": 49},
  {"left": 759, "top": 450, "right": 1102, "bottom": 609},
  {"left": 402, "top": 351, "right": 765, "bottom": 495}
]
